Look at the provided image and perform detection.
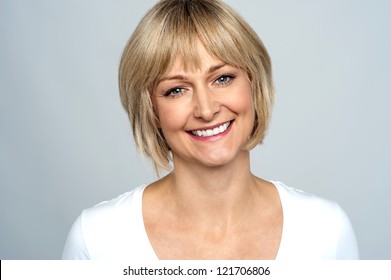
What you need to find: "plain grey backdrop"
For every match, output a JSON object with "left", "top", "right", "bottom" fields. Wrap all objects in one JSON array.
[{"left": 1, "top": 0, "right": 390, "bottom": 259}]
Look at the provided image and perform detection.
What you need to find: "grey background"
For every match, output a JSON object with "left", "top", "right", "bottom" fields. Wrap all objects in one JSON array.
[{"left": 1, "top": 0, "right": 390, "bottom": 259}]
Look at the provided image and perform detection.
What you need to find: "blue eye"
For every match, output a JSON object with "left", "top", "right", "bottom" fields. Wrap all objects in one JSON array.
[
  {"left": 164, "top": 87, "right": 185, "bottom": 97},
  {"left": 215, "top": 75, "right": 235, "bottom": 85}
]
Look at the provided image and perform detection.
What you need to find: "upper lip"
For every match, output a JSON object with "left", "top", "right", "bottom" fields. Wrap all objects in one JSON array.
[{"left": 187, "top": 120, "right": 233, "bottom": 132}]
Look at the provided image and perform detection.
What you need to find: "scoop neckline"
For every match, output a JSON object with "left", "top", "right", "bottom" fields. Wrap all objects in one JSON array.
[{"left": 137, "top": 180, "right": 287, "bottom": 260}]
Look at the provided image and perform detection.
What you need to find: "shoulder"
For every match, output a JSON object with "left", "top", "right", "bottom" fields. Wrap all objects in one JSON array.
[
  {"left": 81, "top": 185, "right": 145, "bottom": 223},
  {"left": 272, "top": 181, "right": 341, "bottom": 217},
  {"left": 62, "top": 185, "right": 149, "bottom": 260},
  {"left": 80, "top": 185, "right": 147, "bottom": 246},
  {"left": 272, "top": 181, "right": 359, "bottom": 259}
]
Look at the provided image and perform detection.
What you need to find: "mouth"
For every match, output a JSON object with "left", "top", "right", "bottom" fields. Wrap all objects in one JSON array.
[{"left": 188, "top": 120, "right": 233, "bottom": 138}]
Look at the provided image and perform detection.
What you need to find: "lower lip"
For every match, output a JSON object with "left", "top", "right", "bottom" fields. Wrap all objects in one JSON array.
[{"left": 187, "top": 122, "right": 233, "bottom": 142}]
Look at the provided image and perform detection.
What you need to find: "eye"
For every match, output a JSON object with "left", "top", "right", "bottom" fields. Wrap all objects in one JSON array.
[
  {"left": 164, "top": 87, "right": 185, "bottom": 98},
  {"left": 214, "top": 74, "right": 235, "bottom": 86}
]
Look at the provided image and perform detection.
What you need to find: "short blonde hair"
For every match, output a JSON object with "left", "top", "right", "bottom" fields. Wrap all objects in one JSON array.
[{"left": 119, "top": 0, "right": 274, "bottom": 173}]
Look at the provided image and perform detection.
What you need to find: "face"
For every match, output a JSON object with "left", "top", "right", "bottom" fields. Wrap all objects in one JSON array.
[{"left": 152, "top": 41, "right": 255, "bottom": 168}]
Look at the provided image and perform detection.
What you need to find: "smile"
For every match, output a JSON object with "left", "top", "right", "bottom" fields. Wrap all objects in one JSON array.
[{"left": 189, "top": 121, "right": 232, "bottom": 137}]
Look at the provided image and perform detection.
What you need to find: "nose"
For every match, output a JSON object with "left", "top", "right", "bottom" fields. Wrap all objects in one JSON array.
[{"left": 193, "top": 86, "right": 220, "bottom": 121}]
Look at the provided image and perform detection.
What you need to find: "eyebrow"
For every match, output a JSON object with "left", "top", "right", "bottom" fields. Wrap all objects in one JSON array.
[{"left": 158, "top": 63, "right": 227, "bottom": 83}]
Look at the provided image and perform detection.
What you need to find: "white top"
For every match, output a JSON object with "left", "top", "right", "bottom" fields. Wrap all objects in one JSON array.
[{"left": 62, "top": 181, "right": 359, "bottom": 260}]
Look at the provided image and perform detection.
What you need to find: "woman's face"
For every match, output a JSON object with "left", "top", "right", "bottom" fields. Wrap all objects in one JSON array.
[{"left": 152, "top": 41, "right": 255, "bottom": 168}]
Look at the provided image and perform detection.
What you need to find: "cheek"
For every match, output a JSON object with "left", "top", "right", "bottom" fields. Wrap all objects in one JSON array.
[
  {"left": 228, "top": 86, "right": 255, "bottom": 117},
  {"left": 156, "top": 103, "right": 189, "bottom": 133},
  {"left": 229, "top": 88, "right": 256, "bottom": 134},
  {"left": 152, "top": 96, "right": 179, "bottom": 130},
  {"left": 239, "top": 94, "right": 254, "bottom": 113}
]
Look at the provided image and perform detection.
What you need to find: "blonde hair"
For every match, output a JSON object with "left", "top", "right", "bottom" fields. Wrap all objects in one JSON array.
[{"left": 119, "top": 0, "right": 274, "bottom": 173}]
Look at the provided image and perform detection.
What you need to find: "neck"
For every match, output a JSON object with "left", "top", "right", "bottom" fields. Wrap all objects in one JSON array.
[{"left": 162, "top": 151, "right": 260, "bottom": 229}]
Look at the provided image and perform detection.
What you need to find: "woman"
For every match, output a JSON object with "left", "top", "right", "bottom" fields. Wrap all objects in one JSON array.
[{"left": 62, "top": 0, "right": 359, "bottom": 260}]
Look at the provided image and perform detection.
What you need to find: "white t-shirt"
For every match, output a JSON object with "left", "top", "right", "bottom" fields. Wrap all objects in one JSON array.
[{"left": 62, "top": 181, "right": 359, "bottom": 260}]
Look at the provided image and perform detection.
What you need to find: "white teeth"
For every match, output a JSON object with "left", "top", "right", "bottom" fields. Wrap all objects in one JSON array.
[{"left": 191, "top": 121, "right": 231, "bottom": 137}]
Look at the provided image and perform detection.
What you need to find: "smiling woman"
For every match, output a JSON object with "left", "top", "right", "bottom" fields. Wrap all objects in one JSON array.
[
  {"left": 118, "top": 0, "right": 273, "bottom": 173},
  {"left": 62, "top": 0, "right": 359, "bottom": 260},
  {"left": 151, "top": 41, "right": 255, "bottom": 168}
]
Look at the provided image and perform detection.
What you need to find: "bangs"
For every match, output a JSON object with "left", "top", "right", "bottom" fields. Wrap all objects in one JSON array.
[{"left": 143, "top": 0, "right": 260, "bottom": 88}]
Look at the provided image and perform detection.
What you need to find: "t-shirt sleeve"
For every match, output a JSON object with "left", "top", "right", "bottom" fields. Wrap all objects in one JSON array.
[
  {"left": 334, "top": 205, "right": 360, "bottom": 259},
  {"left": 62, "top": 213, "right": 91, "bottom": 260}
]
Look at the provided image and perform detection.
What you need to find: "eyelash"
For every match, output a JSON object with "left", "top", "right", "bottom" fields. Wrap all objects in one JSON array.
[
  {"left": 214, "top": 74, "right": 236, "bottom": 86},
  {"left": 163, "top": 74, "right": 236, "bottom": 98},
  {"left": 164, "top": 87, "right": 186, "bottom": 97}
]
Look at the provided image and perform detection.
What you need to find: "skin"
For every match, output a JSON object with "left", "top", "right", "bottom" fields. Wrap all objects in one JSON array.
[{"left": 143, "top": 40, "right": 283, "bottom": 260}]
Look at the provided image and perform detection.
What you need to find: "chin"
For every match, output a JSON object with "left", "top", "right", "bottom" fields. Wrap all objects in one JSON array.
[{"left": 197, "top": 151, "right": 238, "bottom": 168}]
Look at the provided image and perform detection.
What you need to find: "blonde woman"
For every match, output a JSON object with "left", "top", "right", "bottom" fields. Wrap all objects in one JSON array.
[{"left": 63, "top": 0, "right": 359, "bottom": 260}]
